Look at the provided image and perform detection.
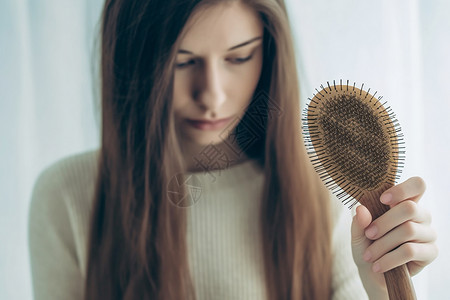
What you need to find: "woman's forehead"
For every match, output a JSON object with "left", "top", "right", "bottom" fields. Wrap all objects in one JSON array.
[{"left": 178, "top": 2, "right": 263, "bottom": 55}]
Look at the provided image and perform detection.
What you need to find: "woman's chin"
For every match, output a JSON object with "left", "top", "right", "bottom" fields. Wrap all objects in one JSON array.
[{"left": 185, "top": 132, "right": 225, "bottom": 146}]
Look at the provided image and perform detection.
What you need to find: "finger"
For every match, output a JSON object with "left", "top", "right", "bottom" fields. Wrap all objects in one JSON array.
[
  {"left": 407, "top": 244, "right": 440, "bottom": 276},
  {"left": 371, "top": 242, "right": 439, "bottom": 274},
  {"left": 357, "top": 205, "right": 372, "bottom": 227},
  {"left": 380, "top": 176, "right": 426, "bottom": 206},
  {"left": 351, "top": 205, "right": 373, "bottom": 265},
  {"left": 351, "top": 205, "right": 372, "bottom": 243},
  {"left": 364, "top": 200, "right": 432, "bottom": 240},
  {"left": 362, "top": 221, "right": 437, "bottom": 263}
]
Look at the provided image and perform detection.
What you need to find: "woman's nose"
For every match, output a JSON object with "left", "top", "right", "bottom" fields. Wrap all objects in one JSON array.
[{"left": 194, "top": 60, "right": 226, "bottom": 112}]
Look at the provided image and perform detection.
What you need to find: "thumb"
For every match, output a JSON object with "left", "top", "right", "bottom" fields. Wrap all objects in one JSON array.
[{"left": 351, "top": 205, "right": 373, "bottom": 265}]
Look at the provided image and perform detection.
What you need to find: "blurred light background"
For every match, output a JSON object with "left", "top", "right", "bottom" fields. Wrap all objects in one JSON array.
[{"left": 1, "top": 0, "right": 449, "bottom": 299}]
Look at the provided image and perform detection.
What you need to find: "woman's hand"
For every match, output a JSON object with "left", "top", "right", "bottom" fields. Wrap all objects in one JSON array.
[{"left": 350, "top": 176, "right": 438, "bottom": 299}]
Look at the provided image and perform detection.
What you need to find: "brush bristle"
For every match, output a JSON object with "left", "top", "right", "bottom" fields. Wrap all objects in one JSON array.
[{"left": 301, "top": 80, "right": 406, "bottom": 208}]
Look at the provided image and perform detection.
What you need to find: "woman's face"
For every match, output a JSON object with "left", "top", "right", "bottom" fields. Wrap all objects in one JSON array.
[{"left": 173, "top": 1, "right": 264, "bottom": 146}]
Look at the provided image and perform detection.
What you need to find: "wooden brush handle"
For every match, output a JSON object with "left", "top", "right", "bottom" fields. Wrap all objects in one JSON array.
[{"left": 361, "top": 182, "right": 416, "bottom": 300}]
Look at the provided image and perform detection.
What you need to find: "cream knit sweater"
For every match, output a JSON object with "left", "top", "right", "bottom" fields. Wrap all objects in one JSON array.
[{"left": 28, "top": 149, "right": 368, "bottom": 299}]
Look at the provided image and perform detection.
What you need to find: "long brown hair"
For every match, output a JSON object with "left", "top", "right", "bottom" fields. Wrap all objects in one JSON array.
[{"left": 84, "top": 0, "right": 332, "bottom": 299}]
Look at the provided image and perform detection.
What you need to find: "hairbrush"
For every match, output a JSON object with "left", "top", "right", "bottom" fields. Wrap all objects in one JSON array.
[{"left": 301, "top": 80, "right": 414, "bottom": 300}]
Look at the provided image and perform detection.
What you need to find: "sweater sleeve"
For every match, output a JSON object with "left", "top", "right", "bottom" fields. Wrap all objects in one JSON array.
[
  {"left": 330, "top": 194, "right": 369, "bottom": 300},
  {"left": 28, "top": 165, "right": 84, "bottom": 300}
]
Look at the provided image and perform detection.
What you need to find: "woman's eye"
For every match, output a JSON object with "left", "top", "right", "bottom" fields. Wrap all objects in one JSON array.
[
  {"left": 175, "top": 55, "right": 253, "bottom": 69},
  {"left": 231, "top": 55, "right": 253, "bottom": 64},
  {"left": 176, "top": 60, "right": 195, "bottom": 69}
]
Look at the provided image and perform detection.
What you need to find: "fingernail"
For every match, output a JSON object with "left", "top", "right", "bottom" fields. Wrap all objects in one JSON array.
[
  {"left": 372, "top": 262, "right": 381, "bottom": 273},
  {"left": 365, "top": 226, "right": 377, "bottom": 238},
  {"left": 363, "top": 250, "right": 372, "bottom": 262},
  {"left": 380, "top": 193, "right": 392, "bottom": 204}
]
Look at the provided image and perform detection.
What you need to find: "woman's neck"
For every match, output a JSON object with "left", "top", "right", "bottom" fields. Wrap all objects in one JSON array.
[{"left": 180, "top": 138, "right": 250, "bottom": 173}]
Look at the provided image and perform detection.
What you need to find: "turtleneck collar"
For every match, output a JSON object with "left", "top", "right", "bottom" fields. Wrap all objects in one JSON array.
[{"left": 183, "top": 158, "right": 264, "bottom": 194}]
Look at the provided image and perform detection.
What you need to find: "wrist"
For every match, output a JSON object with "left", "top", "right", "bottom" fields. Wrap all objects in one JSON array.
[
  {"left": 357, "top": 267, "right": 389, "bottom": 300},
  {"left": 366, "top": 287, "right": 389, "bottom": 300}
]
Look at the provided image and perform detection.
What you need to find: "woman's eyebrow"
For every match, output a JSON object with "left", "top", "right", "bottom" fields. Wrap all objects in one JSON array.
[{"left": 178, "top": 36, "right": 262, "bottom": 54}]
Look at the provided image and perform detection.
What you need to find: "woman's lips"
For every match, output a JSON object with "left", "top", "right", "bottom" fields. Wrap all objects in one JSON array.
[{"left": 186, "top": 116, "right": 234, "bottom": 131}]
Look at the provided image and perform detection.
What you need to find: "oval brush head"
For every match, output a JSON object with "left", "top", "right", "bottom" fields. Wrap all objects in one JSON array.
[{"left": 302, "top": 80, "right": 414, "bottom": 300}]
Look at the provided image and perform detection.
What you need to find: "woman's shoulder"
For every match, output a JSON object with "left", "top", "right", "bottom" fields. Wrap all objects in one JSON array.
[
  {"left": 33, "top": 148, "right": 99, "bottom": 190},
  {"left": 30, "top": 148, "right": 100, "bottom": 217}
]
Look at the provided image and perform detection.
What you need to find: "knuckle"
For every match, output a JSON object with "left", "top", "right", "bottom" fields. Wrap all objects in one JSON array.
[
  {"left": 402, "top": 200, "right": 417, "bottom": 216},
  {"left": 368, "top": 240, "right": 382, "bottom": 257},
  {"left": 403, "top": 221, "right": 416, "bottom": 237},
  {"left": 401, "top": 243, "right": 416, "bottom": 259}
]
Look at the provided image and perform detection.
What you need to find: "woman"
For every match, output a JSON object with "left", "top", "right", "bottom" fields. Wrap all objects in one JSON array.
[{"left": 28, "top": 0, "right": 438, "bottom": 299}]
